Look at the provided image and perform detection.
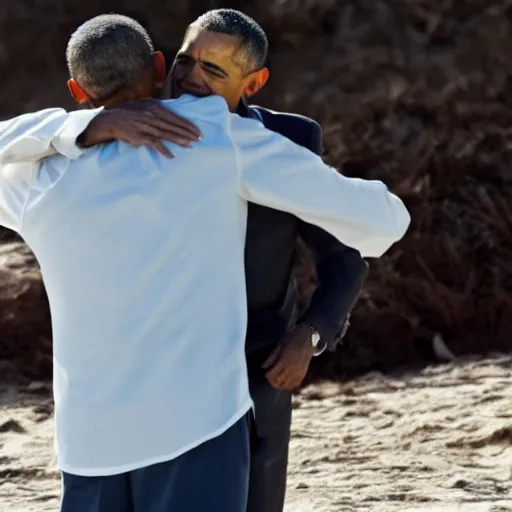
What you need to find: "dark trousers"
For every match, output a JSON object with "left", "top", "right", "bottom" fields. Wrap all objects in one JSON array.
[
  {"left": 247, "top": 371, "right": 292, "bottom": 512},
  {"left": 61, "top": 414, "right": 250, "bottom": 512}
]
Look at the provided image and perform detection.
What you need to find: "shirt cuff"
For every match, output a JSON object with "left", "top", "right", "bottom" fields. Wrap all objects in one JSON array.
[
  {"left": 52, "top": 107, "right": 104, "bottom": 159},
  {"left": 298, "top": 310, "right": 337, "bottom": 347}
]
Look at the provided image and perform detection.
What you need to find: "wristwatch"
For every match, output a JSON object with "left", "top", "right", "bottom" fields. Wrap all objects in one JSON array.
[{"left": 304, "top": 324, "right": 326, "bottom": 356}]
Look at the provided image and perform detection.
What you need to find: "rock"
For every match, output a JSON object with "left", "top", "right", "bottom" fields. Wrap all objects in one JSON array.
[
  {"left": 451, "top": 478, "right": 470, "bottom": 489},
  {"left": 0, "top": 419, "right": 26, "bottom": 434},
  {"left": 432, "top": 335, "right": 457, "bottom": 363},
  {"left": 27, "top": 381, "right": 48, "bottom": 393}
]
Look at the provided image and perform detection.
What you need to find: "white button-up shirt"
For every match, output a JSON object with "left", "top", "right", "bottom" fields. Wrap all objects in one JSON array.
[{"left": 0, "top": 95, "right": 410, "bottom": 476}]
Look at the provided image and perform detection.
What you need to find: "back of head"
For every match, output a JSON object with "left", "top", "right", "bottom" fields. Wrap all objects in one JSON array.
[
  {"left": 66, "top": 14, "right": 155, "bottom": 103},
  {"left": 193, "top": 9, "right": 268, "bottom": 71}
]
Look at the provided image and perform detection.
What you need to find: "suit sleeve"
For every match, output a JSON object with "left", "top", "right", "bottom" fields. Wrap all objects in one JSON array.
[
  {"left": 231, "top": 114, "right": 411, "bottom": 259},
  {"left": 0, "top": 107, "right": 102, "bottom": 165},
  {"left": 296, "top": 120, "right": 369, "bottom": 346},
  {"left": 298, "top": 221, "right": 369, "bottom": 347}
]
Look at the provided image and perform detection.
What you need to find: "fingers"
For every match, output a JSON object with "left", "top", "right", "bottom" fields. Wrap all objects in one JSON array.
[
  {"left": 265, "top": 364, "right": 285, "bottom": 388},
  {"left": 264, "top": 353, "right": 290, "bottom": 387},
  {"left": 282, "top": 371, "right": 305, "bottom": 390},
  {"left": 264, "top": 350, "right": 309, "bottom": 390},
  {"left": 139, "top": 103, "right": 201, "bottom": 139},
  {"left": 262, "top": 344, "right": 283, "bottom": 370},
  {"left": 148, "top": 124, "right": 196, "bottom": 147},
  {"left": 151, "top": 107, "right": 202, "bottom": 140},
  {"left": 120, "top": 99, "right": 200, "bottom": 140},
  {"left": 122, "top": 133, "right": 174, "bottom": 158},
  {"left": 148, "top": 140, "right": 174, "bottom": 158},
  {"left": 263, "top": 345, "right": 291, "bottom": 389},
  {"left": 108, "top": 101, "right": 202, "bottom": 152},
  {"left": 266, "top": 366, "right": 295, "bottom": 390},
  {"left": 136, "top": 122, "right": 193, "bottom": 148},
  {"left": 268, "top": 365, "right": 303, "bottom": 391}
]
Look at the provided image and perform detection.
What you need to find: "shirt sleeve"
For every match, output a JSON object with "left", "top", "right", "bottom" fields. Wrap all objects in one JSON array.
[
  {"left": 0, "top": 107, "right": 103, "bottom": 165},
  {"left": 0, "top": 162, "right": 35, "bottom": 232},
  {"left": 0, "top": 107, "right": 103, "bottom": 232},
  {"left": 230, "top": 115, "right": 410, "bottom": 258}
]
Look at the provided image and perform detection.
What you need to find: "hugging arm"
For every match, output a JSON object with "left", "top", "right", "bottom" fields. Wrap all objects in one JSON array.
[
  {"left": 0, "top": 102, "right": 202, "bottom": 166},
  {"left": 0, "top": 108, "right": 103, "bottom": 165},
  {"left": 232, "top": 115, "right": 410, "bottom": 259}
]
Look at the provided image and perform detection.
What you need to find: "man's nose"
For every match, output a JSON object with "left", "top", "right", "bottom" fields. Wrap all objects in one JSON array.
[{"left": 183, "top": 65, "right": 211, "bottom": 95}]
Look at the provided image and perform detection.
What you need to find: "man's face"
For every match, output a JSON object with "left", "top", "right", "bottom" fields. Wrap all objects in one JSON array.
[{"left": 170, "top": 27, "right": 262, "bottom": 112}]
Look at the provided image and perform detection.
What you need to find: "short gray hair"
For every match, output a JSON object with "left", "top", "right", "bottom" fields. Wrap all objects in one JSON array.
[
  {"left": 66, "top": 14, "right": 155, "bottom": 101},
  {"left": 193, "top": 9, "right": 268, "bottom": 71}
]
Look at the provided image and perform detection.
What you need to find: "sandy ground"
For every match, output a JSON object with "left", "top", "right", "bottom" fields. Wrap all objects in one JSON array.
[{"left": 0, "top": 355, "right": 511, "bottom": 512}]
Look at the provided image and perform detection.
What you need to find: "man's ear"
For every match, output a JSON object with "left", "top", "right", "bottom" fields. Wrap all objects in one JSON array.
[
  {"left": 244, "top": 67, "right": 270, "bottom": 98},
  {"left": 67, "top": 79, "right": 89, "bottom": 104},
  {"left": 154, "top": 51, "right": 167, "bottom": 88}
]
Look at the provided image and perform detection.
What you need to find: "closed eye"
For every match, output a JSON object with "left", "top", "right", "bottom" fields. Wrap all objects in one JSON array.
[
  {"left": 201, "top": 66, "right": 226, "bottom": 79},
  {"left": 201, "top": 62, "right": 228, "bottom": 78}
]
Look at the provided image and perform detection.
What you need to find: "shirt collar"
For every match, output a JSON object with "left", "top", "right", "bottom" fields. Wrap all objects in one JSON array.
[
  {"left": 237, "top": 99, "right": 250, "bottom": 118},
  {"left": 237, "top": 99, "right": 264, "bottom": 123}
]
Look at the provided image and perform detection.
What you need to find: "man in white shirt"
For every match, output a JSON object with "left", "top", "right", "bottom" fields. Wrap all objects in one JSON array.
[{"left": 0, "top": 14, "right": 410, "bottom": 512}]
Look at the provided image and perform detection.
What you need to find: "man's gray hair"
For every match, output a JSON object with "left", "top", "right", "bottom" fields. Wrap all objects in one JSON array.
[
  {"left": 66, "top": 14, "right": 155, "bottom": 101},
  {"left": 193, "top": 9, "right": 268, "bottom": 71}
]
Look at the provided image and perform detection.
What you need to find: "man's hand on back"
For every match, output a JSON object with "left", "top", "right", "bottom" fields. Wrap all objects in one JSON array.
[
  {"left": 262, "top": 324, "right": 315, "bottom": 391},
  {"left": 78, "top": 100, "right": 202, "bottom": 157}
]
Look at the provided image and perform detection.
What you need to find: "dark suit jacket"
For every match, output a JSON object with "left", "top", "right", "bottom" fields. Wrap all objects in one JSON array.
[{"left": 239, "top": 102, "right": 369, "bottom": 370}]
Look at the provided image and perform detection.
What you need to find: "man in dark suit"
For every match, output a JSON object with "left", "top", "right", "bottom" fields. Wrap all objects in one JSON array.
[
  {"left": 60, "top": 9, "right": 369, "bottom": 511},
  {"left": 237, "top": 104, "right": 367, "bottom": 512},
  {"left": 166, "top": 10, "right": 368, "bottom": 512}
]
